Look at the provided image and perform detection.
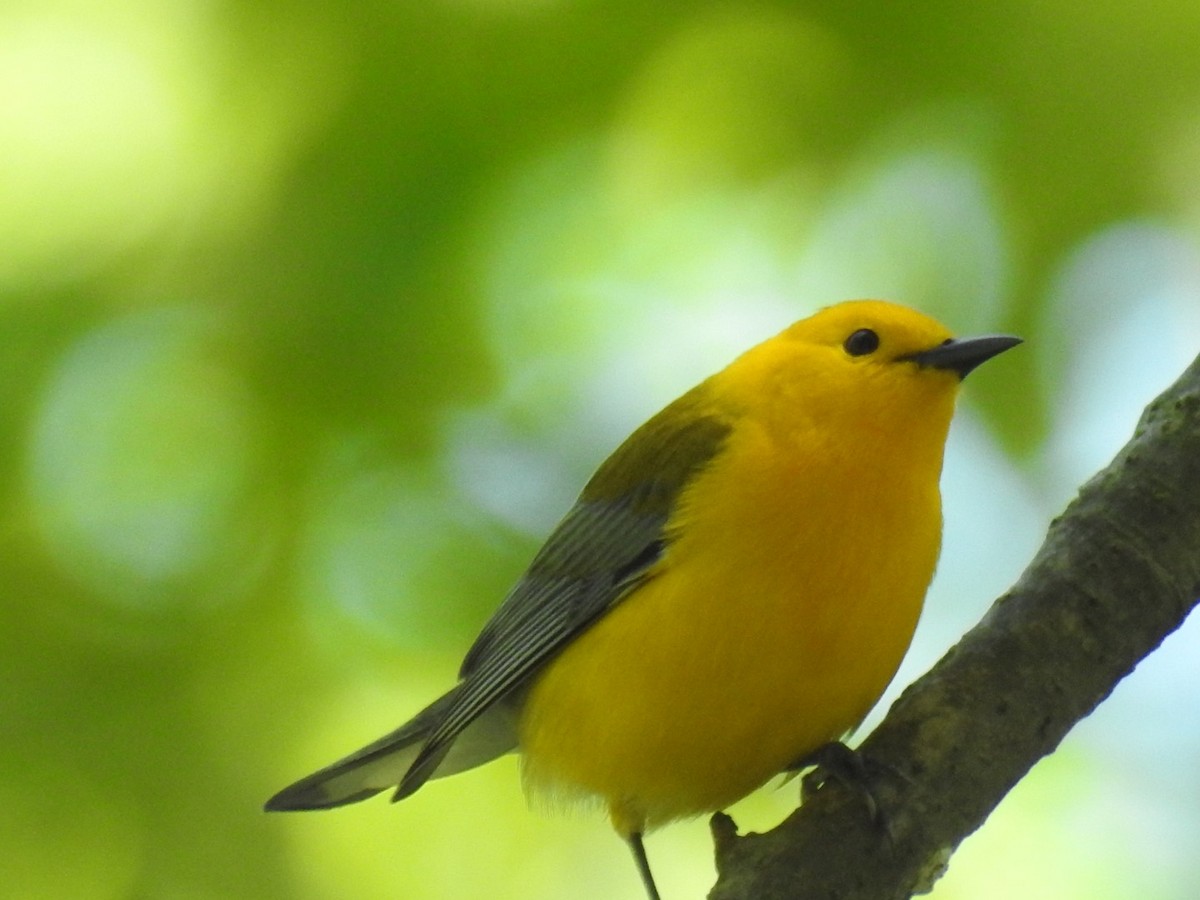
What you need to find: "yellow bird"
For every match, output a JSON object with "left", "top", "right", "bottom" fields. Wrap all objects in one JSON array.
[{"left": 266, "top": 300, "right": 1020, "bottom": 898}]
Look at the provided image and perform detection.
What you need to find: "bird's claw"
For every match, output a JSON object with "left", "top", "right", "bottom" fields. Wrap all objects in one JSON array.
[{"left": 788, "top": 741, "right": 905, "bottom": 846}]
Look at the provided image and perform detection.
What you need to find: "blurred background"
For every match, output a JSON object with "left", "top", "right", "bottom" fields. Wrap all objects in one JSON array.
[{"left": 3, "top": 1, "right": 1200, "bottom": 898}]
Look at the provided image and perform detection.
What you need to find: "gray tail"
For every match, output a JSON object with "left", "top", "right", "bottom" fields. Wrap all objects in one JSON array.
[
  {"left": 264, "top": 690, "right": 455, "bottom": 811},
  {"left": 264, "top": 685, "right": 516, "bottom": 812}
]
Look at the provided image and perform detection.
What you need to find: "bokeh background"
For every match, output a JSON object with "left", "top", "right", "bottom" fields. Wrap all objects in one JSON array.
[{"left": 4, "top": 2, "right": 1200, "bottom": 898}]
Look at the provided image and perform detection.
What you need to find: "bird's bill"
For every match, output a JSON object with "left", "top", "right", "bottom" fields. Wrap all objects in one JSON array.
[{"left": 901, "top": 334, "right": 1023, "bottom": 379}]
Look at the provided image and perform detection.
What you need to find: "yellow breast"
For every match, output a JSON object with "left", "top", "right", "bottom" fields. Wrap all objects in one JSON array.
[{"left": 517, "top": 406, "right": 944, "bottom": 833}]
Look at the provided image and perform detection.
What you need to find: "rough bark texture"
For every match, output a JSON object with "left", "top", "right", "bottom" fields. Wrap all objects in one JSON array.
[{"left": 709, "top": 353, "right": 1200, "bottom": 900}]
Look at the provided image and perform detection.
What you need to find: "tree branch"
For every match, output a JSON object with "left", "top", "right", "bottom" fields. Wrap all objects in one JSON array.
[{"left": 709, "top": 352, "right": 1200, "bottom": 900}]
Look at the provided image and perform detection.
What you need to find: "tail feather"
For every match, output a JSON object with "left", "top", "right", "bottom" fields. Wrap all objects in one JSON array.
[
  {"left": 265, "top": 707, "right": 437, "bottom": 811},
  {"left": 264, "top": 686, "right": 518, "bottom": 812}
]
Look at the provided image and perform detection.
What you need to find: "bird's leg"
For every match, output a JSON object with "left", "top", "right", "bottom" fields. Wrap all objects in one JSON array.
[
  {"left": 788, "top": 740, "right": 906, "bottom": 843},
  {"left": 627, "top": 832, "right": 661, "bottom": 900}
]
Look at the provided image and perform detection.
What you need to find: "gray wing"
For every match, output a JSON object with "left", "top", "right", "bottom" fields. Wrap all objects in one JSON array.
[
  {"left": 264, "top": 391, "right": 731, "bottom": 812},
  {"left": 392, "top": 489, "right": 668, "bottom": 798},
  {"left": 264, "top": 490, "right": 672, "bottom": 813},
  {"left": 393, "top": 400, "right": 731, "bottom": 800}
]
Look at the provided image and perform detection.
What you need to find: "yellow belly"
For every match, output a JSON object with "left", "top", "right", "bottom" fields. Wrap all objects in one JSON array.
[{"left": 517, "top": 423, "right": 942, "bottom": 833}]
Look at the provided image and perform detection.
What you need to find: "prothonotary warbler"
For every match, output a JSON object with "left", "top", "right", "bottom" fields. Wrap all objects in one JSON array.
[{"left": 266, "top": 299, "right": 1021, "bottom": 899}]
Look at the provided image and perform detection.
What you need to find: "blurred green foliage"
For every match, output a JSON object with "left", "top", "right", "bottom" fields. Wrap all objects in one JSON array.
[{"left": 3, "top": 1, "right": 1200, "bottom": 898}]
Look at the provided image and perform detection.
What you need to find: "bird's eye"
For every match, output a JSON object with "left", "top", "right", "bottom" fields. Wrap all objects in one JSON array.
[{"left": 843, "top": 329, "right": 880, "bottom": 357}]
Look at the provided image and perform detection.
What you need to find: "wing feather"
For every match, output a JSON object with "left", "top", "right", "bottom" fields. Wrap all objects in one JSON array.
[{"left": 333, "top": 388, "right": 732, "bottom": 803}]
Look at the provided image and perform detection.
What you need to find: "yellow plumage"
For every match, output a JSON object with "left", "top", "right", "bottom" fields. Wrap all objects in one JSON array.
[
  {"left": 266, "top": 299, "right": 1021, "bottom": 899},
  {"left": 519, "top": 301, "right": 955, "bottom": 835}
]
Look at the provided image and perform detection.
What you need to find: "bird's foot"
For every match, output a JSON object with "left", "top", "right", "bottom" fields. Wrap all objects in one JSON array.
[{"left": 787, "top": 741, "right": 908, "bottom": 844}]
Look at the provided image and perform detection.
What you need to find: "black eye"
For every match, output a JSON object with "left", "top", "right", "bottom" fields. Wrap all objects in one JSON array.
[{"left": 843, "top": 328, "right": 880, "bottom": 357}]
